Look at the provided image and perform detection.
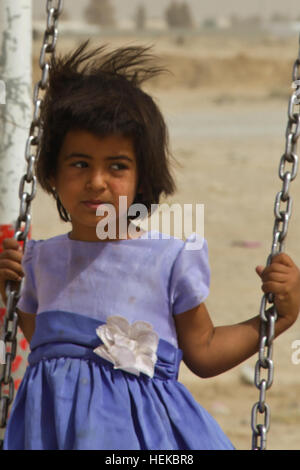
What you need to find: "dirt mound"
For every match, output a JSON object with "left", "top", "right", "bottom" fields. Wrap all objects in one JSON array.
[{"left": 149, "top": 53, "right": 293, "bottom": 91}]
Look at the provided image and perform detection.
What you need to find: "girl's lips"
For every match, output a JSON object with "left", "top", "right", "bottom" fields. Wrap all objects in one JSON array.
[{"left": 82, "top": 201, "right": 106, "bottom": 209}]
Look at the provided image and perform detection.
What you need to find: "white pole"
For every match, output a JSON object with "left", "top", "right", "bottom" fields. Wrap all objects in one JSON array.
[
  {"left": 0, "top": 0, "right": 32, "bottom": 226},
  {"left": 0, "top": 0, "right": 32, "bottom": 430}
]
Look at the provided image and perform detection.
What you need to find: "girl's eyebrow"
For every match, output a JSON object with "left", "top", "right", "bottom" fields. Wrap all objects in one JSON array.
[{"left": 64, "top": 152, "right": 133, "bottom": 162}]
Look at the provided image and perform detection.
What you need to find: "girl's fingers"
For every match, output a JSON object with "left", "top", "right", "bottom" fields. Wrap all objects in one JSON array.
[
  {"left": 0, "top": 267, "right": 23, "bottom": 282},
  {"left": 258, "top": 263, "right": 290, "bottom": 280},
  {"left": 0, "top": 249, "right": 23, "bottom": 263},
  {"left": 2, "top": 238, "right": 21, "bottom": 251},
  {"left": 0, "top": 249, "right": 24, "bottom": 277},
  {"left": 260, "top": 281, "right": 288, "bottom": 295},
  {"left": 257, "top": 253, "right": 295, "bottom": 278},
  {"left": 0, "top": 259, "right": 24, "bottom": 278},
  {"left": 255, "top": 265, "right": 265, "bottom": 277},
  {"left": 262, "top": 272, "right": 288, "bottom": 283},
  {"left": 270, "top": 252, "right": 294, "bottom": 268}
]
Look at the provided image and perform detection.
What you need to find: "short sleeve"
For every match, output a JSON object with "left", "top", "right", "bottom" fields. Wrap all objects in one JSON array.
[
  {"left": 16, "top": 240, "right": 38, "bottom": 314},
  {"left": 169, "top": 234, "right": 210, "bottom": 315}
]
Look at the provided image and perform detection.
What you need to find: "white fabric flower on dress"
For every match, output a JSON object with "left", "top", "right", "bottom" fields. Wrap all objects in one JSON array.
[{"left": 93, "top": 315, "right": 159, "bottom": 378}]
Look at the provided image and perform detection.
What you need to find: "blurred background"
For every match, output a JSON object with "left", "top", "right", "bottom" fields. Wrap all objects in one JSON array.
[
  {"left": 32, "top": 0, "right": 300, "bottom": 34},
  {"left": 29, "top": 0, "right": 300, "bottom": 449}
]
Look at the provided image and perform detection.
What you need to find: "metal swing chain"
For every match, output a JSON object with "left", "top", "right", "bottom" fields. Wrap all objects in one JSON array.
[
  {"left": 251, "top": 34, "right": 300, "bottom": 450},
  {"left": 0, "top": 0, "right": 63, "bottom": 448}
]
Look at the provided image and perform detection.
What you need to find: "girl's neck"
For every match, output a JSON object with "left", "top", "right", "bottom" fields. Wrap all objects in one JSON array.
[{"left": 68, "top": 224, "right": 145, "bottom": 242}]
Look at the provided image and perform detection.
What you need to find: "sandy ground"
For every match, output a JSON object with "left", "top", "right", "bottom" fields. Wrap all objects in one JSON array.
[{"left": 27, "top": 31, "right": 300, "bottom": 450}]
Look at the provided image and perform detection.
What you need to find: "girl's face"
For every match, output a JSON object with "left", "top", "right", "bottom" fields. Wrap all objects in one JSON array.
[{"left": 50, "top": 130, "right": 140, "bottom": 242}]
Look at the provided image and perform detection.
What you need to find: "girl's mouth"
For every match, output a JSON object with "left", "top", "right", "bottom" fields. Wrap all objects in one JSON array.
[{"left": 82, "top": 201, "right": 106, "bottom": 209}]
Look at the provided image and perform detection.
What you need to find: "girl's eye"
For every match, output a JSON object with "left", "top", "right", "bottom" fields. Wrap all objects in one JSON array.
[
  {"left": 71, "top": 161, "right": 88, "bottom": 168},
  {"left": 70, "top": 162, "right": 128, "bottom": 171},
  {"left": 111, "top": 163, "right": 128, "bottom": 171}
]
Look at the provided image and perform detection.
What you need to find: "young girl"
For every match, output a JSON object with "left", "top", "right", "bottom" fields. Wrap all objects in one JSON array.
[{"left": 0, "top": 42, "right": 299, "bottom": 450}]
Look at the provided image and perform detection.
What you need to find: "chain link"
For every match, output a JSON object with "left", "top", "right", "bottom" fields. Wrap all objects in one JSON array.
[
  {"left": 0, "top": 0, "right": 63, "bottom": 449},
  {"left": 251, "top": 33, "right": 300, "bottom": 450}
]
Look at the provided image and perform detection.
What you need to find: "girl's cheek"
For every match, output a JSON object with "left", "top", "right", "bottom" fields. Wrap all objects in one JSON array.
[
  {"left": 60, "top": 170, "right": 84, "bottom": 185},
  {"left": 111, "top": 181, "right": 129, "bottom": 195}
]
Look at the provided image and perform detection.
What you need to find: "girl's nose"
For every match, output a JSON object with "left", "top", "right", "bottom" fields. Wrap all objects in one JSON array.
[{"left": 86, "top": 170, "right": 107, "bottom": 190}]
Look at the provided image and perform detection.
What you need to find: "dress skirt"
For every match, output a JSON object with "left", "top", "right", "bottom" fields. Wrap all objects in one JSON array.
[{"left": 3, "top": 311, "right": 234, "bottom": 450}]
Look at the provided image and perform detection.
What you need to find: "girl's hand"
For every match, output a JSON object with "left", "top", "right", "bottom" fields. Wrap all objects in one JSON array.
[
  {"left": 256, "top": 253, "right": 300, "bottom": 332},
  {"left": 0, "top": 238, "right": 24, "bottom": 304}
]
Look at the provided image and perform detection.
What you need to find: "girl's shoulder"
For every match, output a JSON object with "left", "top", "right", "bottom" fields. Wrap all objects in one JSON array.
[
  {"left": 22, "top": 233, "right": 69, "bottom": 262},
  {"left": 141, "top": 231, "right": 209, "bottom": 282},
  {"left": 145, "top": 230, "right": 206, "bottom": 255}
]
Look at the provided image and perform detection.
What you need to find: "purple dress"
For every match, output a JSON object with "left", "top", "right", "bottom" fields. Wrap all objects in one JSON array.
[{"left": 4, "top": 231, "right": 234, "bottom": 450}]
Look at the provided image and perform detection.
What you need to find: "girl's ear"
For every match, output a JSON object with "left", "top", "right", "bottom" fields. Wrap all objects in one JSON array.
[{"left": 48, "top": 176, "right": 56, "bottom": 190}]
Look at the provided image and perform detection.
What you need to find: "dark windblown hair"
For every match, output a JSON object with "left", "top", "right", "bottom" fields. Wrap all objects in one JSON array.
[{"left": 36, "top": 41, "right": 177, "bottom": 222}]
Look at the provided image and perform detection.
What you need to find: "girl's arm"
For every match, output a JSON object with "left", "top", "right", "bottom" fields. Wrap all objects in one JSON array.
[
  {"left": 175, "top": 304, "right": 265, "bottom": 378},
  {"left": 16, "top": 308, "right": 36, "bottom": 344},
  {"left": 0, "top": 238, "right": 35, "bottom": 343},
  {"left": 0, "top": 238, "right": 24, "bottom": 303},
  {"left": 174, "top": 252, "right": 300, "bottom": 378}
]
